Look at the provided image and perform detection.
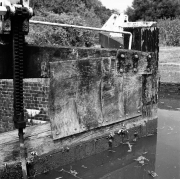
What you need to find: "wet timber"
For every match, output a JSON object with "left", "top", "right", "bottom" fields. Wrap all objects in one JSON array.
[{"left": 0, "top": 24, "right": 159, "bottom": 178}]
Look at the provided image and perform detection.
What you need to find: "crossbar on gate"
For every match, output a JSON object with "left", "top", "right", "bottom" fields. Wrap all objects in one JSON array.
[{"left": 29, "top": 20, "right": 132, "bottom": 50}]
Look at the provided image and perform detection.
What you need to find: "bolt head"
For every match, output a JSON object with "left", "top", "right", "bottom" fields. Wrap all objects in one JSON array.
[
  {"left": 120, "top": 68, "right": 123, "bottom": 73},
  {"left": 148, "top": 55, "right": 152, "bottom": 58},
  {"left": 121, "top": 54, "right": 125, "bottom": 58},
  {"left": 134, "top": 54, "right": 139, "bottom": 58}
]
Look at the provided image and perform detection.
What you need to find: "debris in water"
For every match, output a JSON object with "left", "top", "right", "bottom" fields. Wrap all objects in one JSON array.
[
  {"left": 168, "top": 126, "right": 173, "bottom": 131},
  {"left": 126, "top": 142, "right": 133, "bottom": 152},
  {"left": 108, "top": 149, "right": 116, "bottom": 152},
  {"left": 59, "top": 168, "right": 82, "bottom": 179},
  {"left": 159, "top": 126, "right": 165, "bottom": 130},
  {"left": 148, "top": 170, "right": 158, "bottom": 177},
  {"left": 70, "top": 169, "right": 78, "bottom": 176},
  {"left": 55, "top": 177, "right": 63, "bottom": 179},
  {"left": 134, "top": 156, "right": 149, "bottom": 166},
  {"left": 81, "top": 165, "right": 87, "bottom": 169},
  {"left": 143, "top": 151, "right": 148, "bottom": 155}
]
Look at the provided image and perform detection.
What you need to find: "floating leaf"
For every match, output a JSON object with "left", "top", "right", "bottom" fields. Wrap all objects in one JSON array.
[
  {"left": 81, "top": 165, "right": 87, "bottom": 169},
  {"left": 70, "top": 169, "right": 78, "bottom": 176},
  {"left": 148, "top": 170, "right": 158, "bottom": 177}
]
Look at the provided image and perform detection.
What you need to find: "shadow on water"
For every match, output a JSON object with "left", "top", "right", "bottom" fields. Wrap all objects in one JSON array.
[{"left": 35, "top": 92, "right": 180, "bottom": 179}]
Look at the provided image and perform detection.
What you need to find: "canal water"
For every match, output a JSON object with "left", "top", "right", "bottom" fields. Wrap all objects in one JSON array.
[{"left": 35, "top": 92, "right": 180, "bottom": 179}]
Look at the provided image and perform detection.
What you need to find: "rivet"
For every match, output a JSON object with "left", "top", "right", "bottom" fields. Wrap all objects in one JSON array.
[
  {"left": 133, "top": 68, "right": 137, "bottom": 72},
  {"left": 138, "top": 110, "right": 140, "bottom": 113},
  {"left": 120, "top": 68, "right": 123, "bottom": 73},
  {"left": 148, "top": 54, "right": 152, "bottom": 58}
]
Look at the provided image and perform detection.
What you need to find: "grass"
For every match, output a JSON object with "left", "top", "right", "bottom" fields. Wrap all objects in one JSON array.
[{"left": 159, "top": 46, "right": 180, "bottom": 64}]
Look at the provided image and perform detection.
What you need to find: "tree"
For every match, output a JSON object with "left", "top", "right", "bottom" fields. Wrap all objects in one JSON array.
[
  {"left": 125, "top": 0, "right": 180, "bottom": 21},
  {"left": 125, "top": 7, "right": 136, "bottom": 21},
  {"left": 28, "top": 0, "right": 112, "bottom": 46}
]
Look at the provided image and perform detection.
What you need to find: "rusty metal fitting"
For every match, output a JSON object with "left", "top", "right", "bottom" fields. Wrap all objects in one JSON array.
[
  {"left": 134, "top": 54, "right": 139, "bottom": 59},
  {"left": 120, "top": 68, "right": 123, "bottom": 73},
  {"left": 121, "top": 54, "right": 125, "bottom": 58},
  {"left": 148, "top": 54, "right": 152, "bottom": 59}
]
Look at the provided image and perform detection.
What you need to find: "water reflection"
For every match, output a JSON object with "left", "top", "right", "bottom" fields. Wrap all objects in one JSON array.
[
  {"left": 156, "top": 93, "right": 180, "bottom": 179},
  {"left": 35, "top": 93, "right": 180, "bottom": 179}
]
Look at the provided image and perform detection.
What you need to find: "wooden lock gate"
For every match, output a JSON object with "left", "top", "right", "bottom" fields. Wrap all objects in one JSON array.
[{"left": 0, "top": 21, "right": 159, "bottom": 178}]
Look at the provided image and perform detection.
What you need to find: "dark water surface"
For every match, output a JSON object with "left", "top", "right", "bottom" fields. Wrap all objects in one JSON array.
[{"left": 36, "top": 94, "right": 180, "bottom": 179}]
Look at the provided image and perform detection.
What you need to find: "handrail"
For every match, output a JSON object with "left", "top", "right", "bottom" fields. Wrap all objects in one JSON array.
[{"left": 29, "top": 20, "right": 132, "bottom": 50}]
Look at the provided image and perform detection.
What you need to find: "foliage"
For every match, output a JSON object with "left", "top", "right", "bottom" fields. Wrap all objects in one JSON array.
[
  {"left": 27, "top": 0, "right": 112, "bottom": 47},
  {"left": 158, "top": 18, "right": 180, "bottom": 46},
  {"left": 27, "top": 12, "right": 98, "bottom": 47},
  {"left": 30, "top": 0, "right": 111, "bottom": 26},
  {"left": 94, "top": 6, "right": 112, "bottom": 25},
  {"left": 125, "top": 0, "right": 180, "bottom": 21}
]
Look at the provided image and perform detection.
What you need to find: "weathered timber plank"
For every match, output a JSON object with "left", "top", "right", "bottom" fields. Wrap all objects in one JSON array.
[
  {"left": 0, "top": 44, "right": 154, "bottom": 79},
  {"left": 123, "top": 74, "right": 142, "bottom": 119},
  {"left": 49, "top": 50, "right": 155, "bottom": 140},
  {"left": 0, "top": 45, "right": 118, "bottom": 79},
  {"left": 124, "top": 27, "right": 159, "bottom": 53}
]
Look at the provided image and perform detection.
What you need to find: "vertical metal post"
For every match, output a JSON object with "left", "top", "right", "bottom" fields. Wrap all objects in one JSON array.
[{"left": 12, "top": 8, "right": 27, "bottom": 179}]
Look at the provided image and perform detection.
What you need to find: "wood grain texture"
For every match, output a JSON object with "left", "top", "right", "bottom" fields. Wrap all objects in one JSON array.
[
  {"left": 49, "top": 49, "right": 156, "bottom": 140},
  {"left": 0, "top": 45, "right": 118, "bottom": 79}
]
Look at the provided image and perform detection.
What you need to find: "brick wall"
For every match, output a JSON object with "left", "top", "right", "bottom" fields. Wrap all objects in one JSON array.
[{"left": 0, "top": 78, "right": 50, "bottom": 133}]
